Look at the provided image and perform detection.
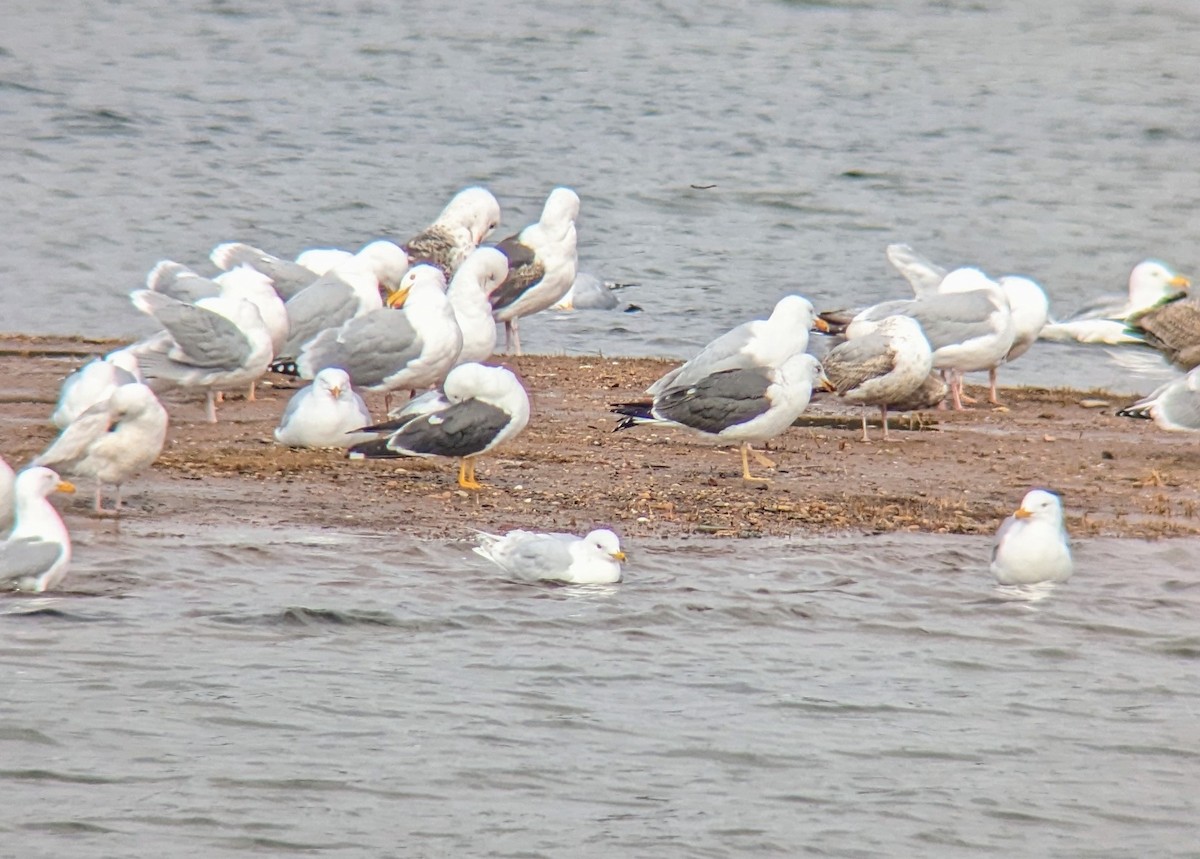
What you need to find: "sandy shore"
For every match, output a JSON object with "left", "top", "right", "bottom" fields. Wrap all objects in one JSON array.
[{"left": 2, "top": 334, "right": 1198, "bottom": 540}]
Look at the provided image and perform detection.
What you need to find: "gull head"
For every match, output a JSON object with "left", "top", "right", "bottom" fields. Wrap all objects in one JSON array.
[{"left": 1013, "top": 489, "right": 1064, "bottom": 522}]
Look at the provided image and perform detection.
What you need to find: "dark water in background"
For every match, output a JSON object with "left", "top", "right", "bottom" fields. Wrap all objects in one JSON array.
[
  {"left": 2, "top": 0, "right": 1199, "bottom": 390},
  {"left": 3, "top": 2, "right": 1200, "bottom": 855}
]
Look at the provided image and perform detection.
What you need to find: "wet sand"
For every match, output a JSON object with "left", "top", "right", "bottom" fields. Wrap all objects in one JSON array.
[{"left": 3, "top": 334, "right": 1198, "bottom": 540}]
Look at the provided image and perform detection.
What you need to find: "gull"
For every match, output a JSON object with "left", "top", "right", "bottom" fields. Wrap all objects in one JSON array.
[
  {"left": 489, "top": 187, "right": 580, "bottom": 354},
  {"left": 288, "top": 264, "right": 462, "bottom": 402},
  {"left": 1124, "top": 293, "right": 1200, "bottom": 372},
  {"left": 1039, "top": 260, "right": 1190, "bottom": 345},
  {"left": 473, "top": 528, "right": 626, "bottom": 584},
  {"left": 50, "top": 351, "right": 140, "bottom": 429},
  {"left": 274, "top": 368, "right": 374, "bottom": 448},
  {"left": 613, "top": 353, "right": 830, "bottom": 482},
  {"left": 1117, "top": 366, "right": 1200, "bottom": 432},
  {"left": 33, "top": 383, "right": 169, "bottom": 515},
  {"left": 404, "top": 186, "right": 502, "bottom": 278},
  {"left": 990, "top": 489, "right": 1073, "bottom": 586},
  {"left": 822, "top": 315, "right": 934, "bottom": 441},
  {"left": 0, "top": 455, "right": 14, "bottom": 534},
  {"left": 552, "top": 272, "right": 638, "bottom": 311},
  {"left": 885, "top": 244, "right": 1047, "bottom": 404},
  {"left": 129, "top": 286, "right": 273, "bottom": 423},
  {"left": 348, "top": 363, "right": 530, "bottom": 490},
  {"left": 648, "top": 294, "right": 828, "bottom": 398},
  {"left": 0, "top": 467, "right": 75, "bottom": 593},
  {"left": 447, "top": 247, "right": 509, "bottom": 366}
]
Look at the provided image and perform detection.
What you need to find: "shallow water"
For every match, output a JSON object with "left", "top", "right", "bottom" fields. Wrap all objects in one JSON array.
[
  {"left": 3, "top": 0, "right": 1200, "bottom": 392},
  {"left": 4, "top": 525, "right": 1200, "bottom": 857}
]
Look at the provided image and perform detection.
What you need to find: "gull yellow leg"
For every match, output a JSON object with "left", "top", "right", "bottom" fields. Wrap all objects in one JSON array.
[
  {"left": 458, "top": 458, "right": 484, "bottom": 491},
  {"left": 740, "top": 443, "right": 771, "bottom": 482}
]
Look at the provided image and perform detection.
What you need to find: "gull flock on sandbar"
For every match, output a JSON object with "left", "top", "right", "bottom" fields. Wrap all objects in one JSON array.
[{"left": 2, "top": 185, "right": 1197, "bottom": 593}]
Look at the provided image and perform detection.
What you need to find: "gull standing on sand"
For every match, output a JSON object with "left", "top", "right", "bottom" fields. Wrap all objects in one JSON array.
[
  {"left": 473, "top": 528, "right": 626, "bottom": 584},
  {"left": 613, "top": 353, "right": 830, "bottom": 482},
  {"left": 129, "top": 285, "right": 274, "bottom": 423},
  {"left": 274, "top": 368, "right": 374, "bottom": 448},
  {"left": 447, "top": 247, "right": 509, "bottom": 366},
  {"left": 1117, "top": 366, "right": 1200, "bottom": 432},
  {"left": 348, "top": 363, "right": 530, "bottom": 490},
  {"left": 990, "top": 489, "right": 1073, "bottom": 586},
  {"left": 286, "top": 265, "right": 463, "bottom": 402},
  {"left": 33, "top": 383, "right": 169, "bottom": 515},
  {"left": 0, "top": 467, "right": 75, "bottom": 593},
  {"left": 489, "top": 187, "right": 580, "bottom": 355},
  {"left": 822, "top": 315, "right": 934, "bottom": 441},
  {"left": 50, "top": 351, "right": 140, "bottom": 429},
  {"left": 403, "top": 186, "right": 502, "bottom": 278},
  {"left": 1039, "top": 260, "right": 1190, "bottom": 345}
]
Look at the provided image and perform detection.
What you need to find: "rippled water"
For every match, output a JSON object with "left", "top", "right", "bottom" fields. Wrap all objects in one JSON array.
[
  {"left": 4, "top": 525, "right": 1200, "bottom": 856},
  {"left": 3, "top": 0, "right": 1200, "bottom": 391},
  {"left": 4, "top": 2, "right": 1200, "bottom": 854}
]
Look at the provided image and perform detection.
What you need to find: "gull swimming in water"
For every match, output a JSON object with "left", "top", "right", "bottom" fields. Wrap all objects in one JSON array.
[
  {"left": 33, "top": 383, "right": 169, "bottom": 515},
  {"left": 822, "top": 314, "right": 934, "bottom": 441},
  {"left": 348, "top": 363, "right": 530, "bottom": 490},
  {"left": 489, "top": 187, "right": 580, "bottom": 354},
  {"left": 613, "top": 353, "right": 830, "bottom": 482},
  {"left": 473, "top": 528, "right": 626, "bottom": 584},
  {"left": 1039, "top": 260, "right": 1190, "bottom": 345},
  {"left": 0, "top": 467, "right": 75, "bottom": 593},
  {"left": 990, "top": 489, "right": 1073, "bottom": 586},
  {"left": 274, "top": 368, "right": 374, "bottom": 448},
  {"left": 1117, "top": 366, "right": 1200, "bottom": 432}
]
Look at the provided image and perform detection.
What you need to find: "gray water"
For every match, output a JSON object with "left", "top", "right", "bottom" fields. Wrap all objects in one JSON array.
[
  {"left": 3, "top": 2, "right": 1200, "bottom": 855},
  {"left": 4, "top": 524, "right": 1200, "bottom": 857},
  {"left": 3, "top": 0, "right": 1200, "bottom": 390}
]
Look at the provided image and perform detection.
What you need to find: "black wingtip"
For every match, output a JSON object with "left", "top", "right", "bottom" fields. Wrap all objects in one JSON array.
[
  {"left": 347, "top": 438, "right": 401, "bottom": 459},
  {"left": 1115, "top": 407, "right": 1151, "bottom": 420},
  {"left": 609, "top": 402, "right": 653, "bottom": 432},
  {"left": 270, "top": 359, "right": 300, "bottom": 377}
]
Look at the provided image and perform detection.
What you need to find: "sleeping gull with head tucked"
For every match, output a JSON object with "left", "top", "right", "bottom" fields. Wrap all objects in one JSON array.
[
  {"left": 348, "top": 362, "right": 530, "bottom": 490},
  {"left": 990, "top": 489, "right": 1073, "bottom": 586},
  {"left": 473, "top": 528, "right": 626, "bottom": 584},
  {"left": 1, "top": 466, "right": 75, "bottom": 593},
  {"left": 33, "top": 383, "right": 168, "bottom": 516}
]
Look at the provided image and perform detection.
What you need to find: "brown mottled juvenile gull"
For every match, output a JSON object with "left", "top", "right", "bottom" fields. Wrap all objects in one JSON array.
[
  {"left": 404, "top": 187, "right": 502, "bottom": 278},
  {"left": 823, "top": 315, "right": 933, "bottom": 441},
  {"left": 1124, "top": 293, "right": 1200, "bottom": 372}
]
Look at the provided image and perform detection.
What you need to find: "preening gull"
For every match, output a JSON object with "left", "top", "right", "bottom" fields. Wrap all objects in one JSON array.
[
  {"left": 489, "top": 187, "right": 580, "bottom": 354},
  {"left": 0, "top": 467, "right": 74, "bottom": 593},
  {"left": 209, "top": 242, "right": 323, "bottom": 300},
  {"left": 1124, "top": 293, "right": 1200, "bottom": 372},
  {"left": 274, "top": 368, "right": 374, "bottom": 448},
  {"left": 447, "top": 247, "right": 509, "bottom": 366},
  {"left": 822, "top": 315, "right": 934, "bottom": 441},
  {"left": 1117, "top": 366, "right": 1200, "bottom": 432},
  {"left": 288, "top": 265, "right": 462, "bottom": 400},
  {"left": 473, "top": 528, "right": 626, "bottom": 584},
  {"left": 613, "top": 353, "right": 830, "bottom": 482},
  {"left": 51, "top": 351, "right": 140, "bottom": 429},
  {"left": 1039, "top": 260, "right": 1190, "bottom": 345},
  {"left": 0, "top": 456, "right": 14, "bottom": 533},
  {"left": 404, "top": 187, "right": 502, "bottom": 278},
  {"left": 33, "top": 383, "right": 169, "bottom": 515},
  {"left": 648, "top": 294, "right": 828, "bottom": 398},
  {"left": 348, "top": 363, "right": 530, "bottom": 490},
  {"left": 990, "top": 489, "right": 1073, "bottom": 586}
]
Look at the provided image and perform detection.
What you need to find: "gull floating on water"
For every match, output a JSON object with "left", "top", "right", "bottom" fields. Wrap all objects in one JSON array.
[
  {"left": 33, "top": 383, "right": 169, "bottom": 515},
  {"left": 614, "top": 353, "right": 830, "bottom": 482},
  {"left": 274, "top": 368, "right": 374, "bottom": 448},
  {"left": 990, "top": 489, "right": 1073, "bottom": 586},
  {"left": 473, "top": 528, "right": 626, "bottom": 584},
  {"left": 822, "top": 314, "right": 934, "bottom": 441},
  {"left": 1117, "top": 366, "right": 1200, "bottom": 432},
  {"left": 1039, "top": 260, "right": 1190, "bottom": 345},
  {"left": 552, "top": 272, "right": 636, "bottom": 311},
  {"left": 348, "top": 362, "right": 530, "bottom": 490},
  {"left": 0, "top": 467, "right": 75, "bottom": 593},
  {"left": 490, "top": 187, "right": 580, "bottom": 355}
]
